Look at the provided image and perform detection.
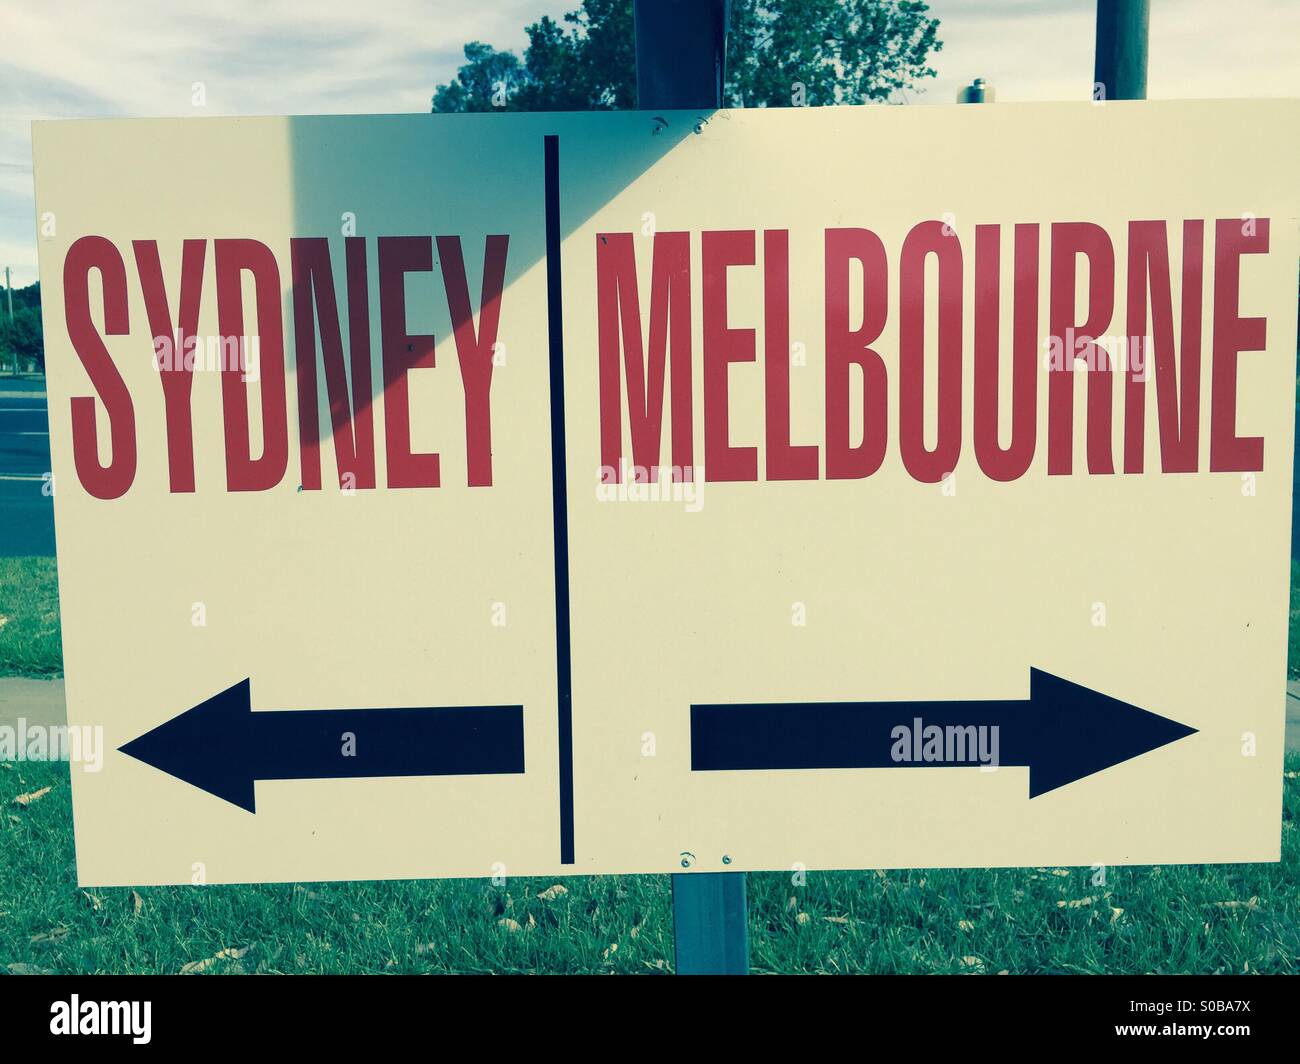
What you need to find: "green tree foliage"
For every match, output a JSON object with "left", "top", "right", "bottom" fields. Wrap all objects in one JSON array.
[
  {"left": 432, "top": 0, "right": 941, "bottom": 113},
  {"left": 728, "top": 0, "right": 941, "bottom": 106},
  {"left": 432, "top": 0, "right": 635, "bottom": 112},
  {"left": 0, "top": 282, "right": 43, "bottom": 371}
]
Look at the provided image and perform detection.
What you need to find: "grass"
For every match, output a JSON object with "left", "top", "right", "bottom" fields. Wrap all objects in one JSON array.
[
  {"left": 0, "top": 557, "right": 62, "bottom": 677},
  {"left": 1290, "top": 561, "right": 1300, "bottom": 681},
  {"left": 1, "top": 564, "right": 1298, "bottom": 973},
  {"left": 1, "top": 756, "right": 1296, "bottom": 974}
]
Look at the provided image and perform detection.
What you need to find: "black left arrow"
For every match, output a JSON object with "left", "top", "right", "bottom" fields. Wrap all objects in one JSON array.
[{"left": 119, "top": 680, "right": 525, "bottom": 813}]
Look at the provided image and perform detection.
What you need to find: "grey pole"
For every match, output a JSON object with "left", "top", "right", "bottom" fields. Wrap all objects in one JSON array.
[
  {"left": 633, "top": 0, "right": 730, "bottom": 110},
  {"left": 631, "top": 0, "right": 749, "bottom": 974},
  {"left": 3, "top": 267, "right": 12, "bottom": 375},
  {"left": 957, "top": 78, "right": 993, "bottom": 104},
  {"left": 1094, "top": 0, "right": 1149, "bottom": 101},
  {"left": 671, "top": 871, "right": 749, "bottom": 974}
]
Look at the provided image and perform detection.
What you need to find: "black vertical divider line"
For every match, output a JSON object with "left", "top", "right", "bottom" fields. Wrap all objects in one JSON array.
[{"left": 544, "top": 134, "right": 575, "bottom": 865}]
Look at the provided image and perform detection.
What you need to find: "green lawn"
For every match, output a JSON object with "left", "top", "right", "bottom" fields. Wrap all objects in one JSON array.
[
  {"left": 1290, "top": 561, "right": 1300, "bottom": 680},
  {"left": 1, "top": 561, "right": 1298, "bottom": 972},
  {"left": 0, "top": 557, "right": 61, "bottom": 677},
  {"left": 1, "top": 756, "right": 1296, "bottom": 974}
]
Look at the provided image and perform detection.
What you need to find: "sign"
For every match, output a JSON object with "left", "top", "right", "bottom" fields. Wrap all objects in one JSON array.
[{"left": 32, "top": 101, "right": 1299, "bottom": 885}]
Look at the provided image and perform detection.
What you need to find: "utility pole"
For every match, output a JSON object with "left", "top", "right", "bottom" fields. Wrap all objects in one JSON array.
[
  {"left": 3, "top": 266, "right": 12, "bottom": 375},
  {"left": 1094, "top": 0, "right": 1149, "bottom": 101},
  {"left": 631, "top": 0, "right": 749, "bottom": 976},
  {"left": 957, "top": 78, "right": 994, "bottom": 104}
]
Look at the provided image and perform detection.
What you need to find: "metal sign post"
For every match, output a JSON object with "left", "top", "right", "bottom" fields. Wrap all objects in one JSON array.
[
  {"left": 1094, "top": 0, "right": 1149, "bottom": 101},
  {"left": 671, "top": 871, "right": 749, "bottom": 974},
  {"left": 632, "top": 0, "right": 749, "bottom": 975},
  {"left": 633, "top": 0, "right": 730, "bottom": 111}
]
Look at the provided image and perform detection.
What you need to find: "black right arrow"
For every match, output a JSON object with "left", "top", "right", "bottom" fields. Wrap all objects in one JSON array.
[{"left": 691, "top": 668, "right": 1196, "bottom": 797}]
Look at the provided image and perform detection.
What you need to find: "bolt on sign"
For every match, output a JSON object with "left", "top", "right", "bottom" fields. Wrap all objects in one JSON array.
[{"left": 32, "top": 101, "right": 1299, "bottom": 886}]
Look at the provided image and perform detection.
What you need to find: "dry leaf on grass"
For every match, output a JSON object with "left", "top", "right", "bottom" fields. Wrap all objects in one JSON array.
[
  {"left": 1058, "top": 896, "right": 1096, "bottom": 909},
  {"left": 497, "top": 918, "right": 522, "bottom": 933},
  {"left": 1213, "top": 897, "right": 1259, "bottom": 911},
  {"left": 29, "top": 926, "right": 70, "bottom": 945},
  {"left": 795, "top": 911, "right": 811, "bottom": 926},
  {"left": 959, "top": 956, "right": 985, "bottom": 971},
  {"left": 8, "top": 963, "right": 54, "bottom": 975},
  {"left": 537, "top": 884, "right": 567, "bottom": 901},
  {"left": 81, "top": 891, "right": 103, "bottom": 911},
  {"left": 823, "top": 915, "right": 850, "bottom": 925},
  {"left": 179, "top": 946, "right": 249, "bottom": 974},
  {"left": 131, "top": 891, "right": 144, "bottom": 917},
  {"left": 12, "top": 786, "right": 51, "bottom": 807},
  {"left": 958, "top": 919, "right": 975, "bottom": 932}
]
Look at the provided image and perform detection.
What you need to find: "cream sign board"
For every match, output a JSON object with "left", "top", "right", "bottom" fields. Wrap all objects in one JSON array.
[{"left": 32, "top": 100, "right": 1298, "bottom": 885}]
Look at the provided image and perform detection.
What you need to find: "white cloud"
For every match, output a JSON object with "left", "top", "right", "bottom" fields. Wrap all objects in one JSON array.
[
  {"left": 0, "top": 0, "right": 571, "bottom": 285},
  {"left": 2, "top": 0, "right": 1297, "bottom": 287},
  {"left": 919, "top": 0, "right": 1300, "bottom": 104}
]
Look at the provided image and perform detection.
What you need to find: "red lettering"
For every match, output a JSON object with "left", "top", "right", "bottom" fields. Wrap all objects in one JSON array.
[
  {"left": 134, "top": 239, "right": 204, "bottom": 493},
  {"left": 1048, "top": 222, "right": 1115, "bottom": 475},
  {"left": 824, "top": 228, "right": 888, "bottom": 480},
  {"left": 702, "top": 230, "right": 758, "bottom": 482},
  {"left": 1124, "top": 220, "right": 1204, "bottom": 473},
  {"left": 596, "top": 231, "right": 693, "bottom": 481},
  {"left": 214, "top": 239, "right": 289, "bottom": 492},
  {"left": 64, "top": 236, "right": 136, "bottom": 500},
  {"left": 973, "top": 224, "right": 1038, "bottom": 481},
  {"left": 763, "top": 230, "right": 817, "bottom": 480},
  {"left": 291, "top": 237, "right": 376, "bottom": 492},
  {"left": 378, "top": 236, "right": 439, "bottom": 489},
  {"left": 439, "top": 234, "right": 509, "bottom": 487},
  {"left": 1210, "top": 217, "right": 1269, "bottom": 472},
  {"left": 899, "top": 221, "right": 962, "bottom": 483}
]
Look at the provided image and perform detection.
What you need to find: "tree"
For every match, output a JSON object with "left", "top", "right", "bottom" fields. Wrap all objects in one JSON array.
[
  {"left": 432, "top": 0, "right": 941, "bottom": 113},
  {"left": 728, "top": 0, "right": 941, "bottom": 107},
  {"left": 432, "top": 0, "right": 635, "bottom": 113},
  {"left": 0, "top": 282, "right": 43, "bottom": 372}
]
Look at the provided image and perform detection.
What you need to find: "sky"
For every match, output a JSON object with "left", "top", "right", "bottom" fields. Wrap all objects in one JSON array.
[{"left": 0, "top": 0, "right": 1296, "bottom": 287}]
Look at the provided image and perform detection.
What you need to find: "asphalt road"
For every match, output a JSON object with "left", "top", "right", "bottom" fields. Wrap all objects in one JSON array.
[{"left": 0, "top": 377, "right": 55, "bottom": 557}]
